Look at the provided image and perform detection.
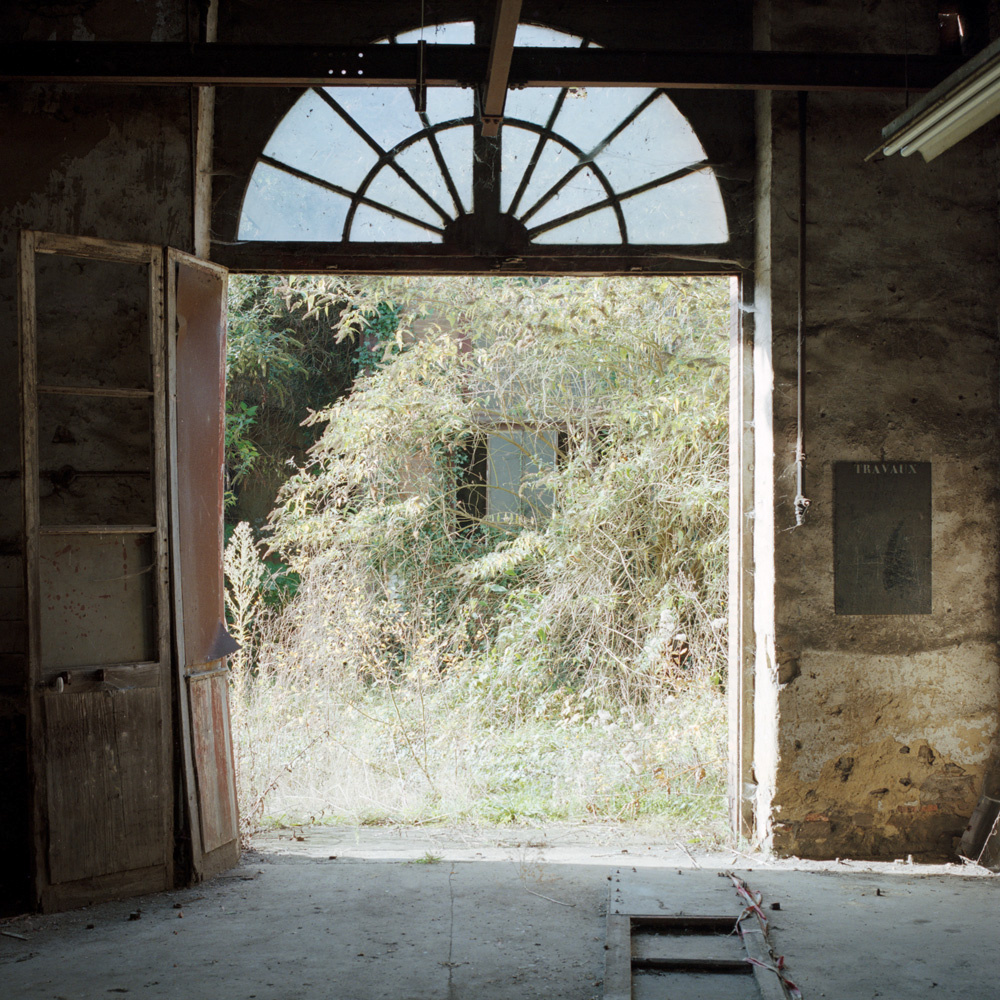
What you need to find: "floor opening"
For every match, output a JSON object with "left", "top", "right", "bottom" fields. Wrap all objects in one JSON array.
[{"left": 222, "top": 273, "right": 734, "bottom": 848}]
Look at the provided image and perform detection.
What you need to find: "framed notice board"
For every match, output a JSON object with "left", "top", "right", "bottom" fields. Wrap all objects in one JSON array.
[{"left": 834, "top": 461, "right": 931, "bottom": 615}]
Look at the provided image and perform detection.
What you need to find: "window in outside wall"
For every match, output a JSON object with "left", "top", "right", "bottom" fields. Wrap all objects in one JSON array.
[{"left": 483, "top": 428, "right": 558, "bottom": 524}]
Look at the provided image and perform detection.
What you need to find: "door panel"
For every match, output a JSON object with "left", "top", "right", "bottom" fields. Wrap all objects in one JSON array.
[
  {"left": 34, "top": 252, "right": 152, "bottom": 391},
  {"left": 167, "top": 249, "right": 239, "bottom": 879},
  {"left": 172, "top": 256, "right": 227, "bottom": 663},
  {"left": 39, "top": 532, "right": 156, "bottom": 669},
  {"left": 189, "top": 670, "right": 238, "bottom": 854},
  {"left": 19, "top": 231, "right": 172, "bottom": 911},
  {"left": 45, "top": 683, "right": 165, "bottom": 883}
]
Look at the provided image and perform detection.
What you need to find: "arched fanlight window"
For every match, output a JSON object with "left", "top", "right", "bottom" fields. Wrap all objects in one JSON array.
[{"left": 238, "top": 22, "right": 729, "bottom": 248}]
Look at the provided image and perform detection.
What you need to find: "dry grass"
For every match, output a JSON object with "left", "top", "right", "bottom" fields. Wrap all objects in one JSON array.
[
  {"left": 226, "top": 530, "right": 727, "bottom": 844},
  {"left": 231, "top": 664, "right": 727, "bottom": 841}
]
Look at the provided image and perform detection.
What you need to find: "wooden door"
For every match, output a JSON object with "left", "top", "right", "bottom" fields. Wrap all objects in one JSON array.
[
  {"left": 166, "top": 250, "right": 240, "bottom": 880},
  {"left": 19, "top": 231, "right": 173, "bottom": 911}
]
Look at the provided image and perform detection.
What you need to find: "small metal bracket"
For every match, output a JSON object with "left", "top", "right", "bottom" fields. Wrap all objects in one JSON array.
[
  {"left": 794, "top": 492, "right": 811, "bottom": 526},
  {"left": 410, "top": 38, "right": 427, "bottom": 113},
  {"left": 480, "top": 112, "right": 504, "bottom": 136}
]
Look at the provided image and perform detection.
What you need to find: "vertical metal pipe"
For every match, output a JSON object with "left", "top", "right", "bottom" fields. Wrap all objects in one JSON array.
[{"left": 794, "top": 90, "right": 810, "bottom": 527}]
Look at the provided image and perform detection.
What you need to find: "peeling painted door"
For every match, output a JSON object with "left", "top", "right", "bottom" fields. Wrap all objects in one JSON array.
[
  {"left": 166, "top": 250, "right": 240, "bottom": 880},
  {"left": 19, "top": 234, "right": 238, "bottom": 910},
  {"left": 19, "top": 232, "right": 173, "bottom": 911}
]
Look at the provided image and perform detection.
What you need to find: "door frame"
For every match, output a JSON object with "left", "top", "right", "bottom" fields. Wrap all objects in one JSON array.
[{"left": 220, "top": 259, "right": 757, "bottom": 844}]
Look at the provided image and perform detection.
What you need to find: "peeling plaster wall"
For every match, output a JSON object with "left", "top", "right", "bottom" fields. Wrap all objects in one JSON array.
[
  {"left": 756, "top": 0, "right": 1000, "bottom": 859},
  {"left": 0, "top": 0, "right": 193, "bottom": 912},
  {"left": 752, "top": 82, "right": 779, "bottom": 848}
]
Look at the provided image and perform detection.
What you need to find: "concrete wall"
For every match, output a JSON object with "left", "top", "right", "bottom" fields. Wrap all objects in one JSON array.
[
  {"left": 0, "top": 0, "right": 194, "bottom": 911},
  {"left": 754, "top": 0, "right": 1000, "bottom": 858}
]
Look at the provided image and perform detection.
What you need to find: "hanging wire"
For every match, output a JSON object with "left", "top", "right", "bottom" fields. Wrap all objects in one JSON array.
[{"left": 904, "top": 4, "right": 910, "bottom": 108}]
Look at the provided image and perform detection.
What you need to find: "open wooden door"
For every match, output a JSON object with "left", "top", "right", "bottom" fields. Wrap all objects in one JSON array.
[
  {"left": 166, "top": 250, "right": 240, "bottom": 880},
  {"left": 19, "top": 232, "right": 174, "bottom": 911},
  {"left": 19, "top": 233, "right": 239, "bottom": 910}
]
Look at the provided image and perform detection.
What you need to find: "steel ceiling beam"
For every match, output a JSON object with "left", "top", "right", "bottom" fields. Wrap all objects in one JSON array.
[
  {"left": 213, "top": 240, "right": 748, "bottom": 276},
  {"left": 480, "top": 0, "right": 523, "bottom": 136},
  {"left": 0, "top": 42, "right": 961, "bottom": 92}
]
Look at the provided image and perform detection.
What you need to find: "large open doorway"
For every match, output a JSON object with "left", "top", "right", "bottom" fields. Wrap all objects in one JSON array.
[
  {"left": 213, "top": 16, "right": 756, "bottom": 849},
  {"left": 221, "top": 273, "right": 740, "bottom": 847},
  {"left": 11, "top": 13, "right": 755, "bottom": 918}
]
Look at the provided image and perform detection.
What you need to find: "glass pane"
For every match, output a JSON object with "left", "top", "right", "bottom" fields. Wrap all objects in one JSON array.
[
  {"left": 554, "top": 88, "right": 656, "bottom": 156},
  {"left": 621, "top": 169, "right": 728, "bottom": 244},
  {"left": 263, "top": 90, "right": 377, "bottom": 191},
  {"left": 395, "top": 139, "right": 462, "bottom": 220},
  {"left": 528, "top": 165, "right": 607, "bottom": 228},
  {"left": 516, "top": 140, "right": 580, "bottom": 221},
  {"left": 364, "top": 166, "right": 444, "bottom": 227},
  {"left": 500, "top": 126, "right": 540, "bottom": 212},
  {"left": 425, "top": 86, "right": 474, "bottom": 125},
  {"left": 349, "top": 204, "right": 439, "bottom": 241},
  {"left": 395, "top": 21, "right": 475, "bottom": 45},
  {"left": 504, "top": 87, "right": 563, "bottom": 128},
  {"left": 514, "top": 24, "right": 581, "bottom": 47},
  {"left": 534, "top": 206, "right": 621, "bottom": 244},
  {"left": 239, "top": 162, "right": 351, "bottom": 240},
  {"left": 326, "top": 86, "right": 421, "bottom": 152},
  {"left": 434, "top": 126, "right": 473, "bottom": 213},
  {"left": 520, "top": 431, "right": 556, "bottom": 521},
  {"left": 486, "top": 430, "right": 556, "bottom": 523},
  {"left": 595, "top": 95, "right": 707, "bottom": 191},
  {"left": 486, "top": 433, "right": 523, "bottom": 520}
]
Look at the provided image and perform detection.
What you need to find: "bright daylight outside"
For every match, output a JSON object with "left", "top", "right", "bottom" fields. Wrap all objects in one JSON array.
[
  {"left": 223, "top": 18, "right": 734, "bottom": 850},
  {"left": 223, "top": 273, "right": 731, "bottom": 845}
]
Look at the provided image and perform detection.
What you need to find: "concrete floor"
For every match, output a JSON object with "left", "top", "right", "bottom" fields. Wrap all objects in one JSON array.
[{"left": 1, "top": 824, "right": 996, "bottom": 1000}]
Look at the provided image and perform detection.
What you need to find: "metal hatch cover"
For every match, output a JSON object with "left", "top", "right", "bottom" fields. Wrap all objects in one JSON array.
[{"left": 605, "top": 869, "right": 796, "bottom": 1000}]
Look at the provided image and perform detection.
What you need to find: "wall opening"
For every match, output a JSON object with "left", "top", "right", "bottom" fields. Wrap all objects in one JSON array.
[
  {"left": 221, "top": 272, "right": 742, "bottom": 846},
  {"left": 218, "top": 16, "right": 754, "bottom": 848}
]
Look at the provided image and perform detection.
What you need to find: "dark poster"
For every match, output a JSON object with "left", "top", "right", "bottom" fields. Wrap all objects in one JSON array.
[{"left": 834, "top": 461, "right": 931, "bottom": 615}]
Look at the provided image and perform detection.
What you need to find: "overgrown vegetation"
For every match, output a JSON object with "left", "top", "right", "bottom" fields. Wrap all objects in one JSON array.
[
  {"left": 224, "top": 275, "right": 360, "bottom": 526},
  {"left": 224, "top": 275, "right": 731, "bottom": 844}
]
